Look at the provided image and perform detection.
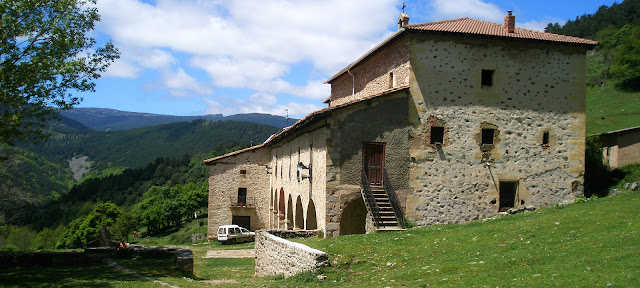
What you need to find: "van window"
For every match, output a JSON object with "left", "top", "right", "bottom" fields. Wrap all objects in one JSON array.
[
  {"left": 218, "top": 227, "right": 225, "bottom": 234},
  {"left": 233, "top": 228, "right": 240, "bottom": 234}
]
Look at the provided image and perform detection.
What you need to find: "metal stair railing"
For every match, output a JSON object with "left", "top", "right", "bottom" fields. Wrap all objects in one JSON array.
[
  {"left": 361, "top": 170, "right": 382, "bottom": 227},
  {"left": 383, "top": 171, "right": 405, "bottom": 228}
]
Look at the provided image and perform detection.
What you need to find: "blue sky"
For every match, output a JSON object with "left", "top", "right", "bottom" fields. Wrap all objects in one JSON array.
[{"left": 79, "top": 0, "right": 617, "bottom": 118}]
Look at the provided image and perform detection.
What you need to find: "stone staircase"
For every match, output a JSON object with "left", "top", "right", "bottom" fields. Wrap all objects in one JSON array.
[{"left": 370, "top": 187, "right": 404, "bottom": 230}]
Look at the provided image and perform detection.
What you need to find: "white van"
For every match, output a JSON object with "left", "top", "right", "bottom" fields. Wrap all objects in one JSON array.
[{"left": 217, "top": 225, "right": 255, "bottom": 244}]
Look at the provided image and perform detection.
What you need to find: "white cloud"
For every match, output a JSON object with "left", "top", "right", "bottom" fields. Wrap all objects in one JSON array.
[
  {"left": 161, "top": 68, "right": 213, "bottom": 97},
  {"left": 429, "top": 0, "right": 503, "bottom": 22},
  {"left": 189, "top": 56, "right": 290, "bottom": 87},
  {"left": 519, "top": 17, "right": 567, "bottom": 32},
  {"left": 204, "top": 93, "right": 323, "bottom": 118},
  {"left": 95, "top": 0, "right": 397, "bottom": 114},
  {"left": 103, "top": 46, "right": 176, "bottom": 78}
]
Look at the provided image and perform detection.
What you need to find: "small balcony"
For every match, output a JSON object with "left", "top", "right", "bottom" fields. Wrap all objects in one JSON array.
[{"left": 229, "top": 196, "right": 256, "bottom": 208}]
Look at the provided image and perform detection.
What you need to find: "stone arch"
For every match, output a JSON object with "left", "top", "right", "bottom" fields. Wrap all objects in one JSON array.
[
  {"left": 295, "top": 196, "right": 304, "bottom": 229},
  {"left": 339, "top": 197, "right": 367, "bottom": 235},
  {"left": 278, "top": 188, "right": 285, "bottom": 215},
  {"left": 287, "top": 194, "right": 294, "bottom": 230},
  {"left": 306, "top": 199, "right": 317, "bottom": 230}
]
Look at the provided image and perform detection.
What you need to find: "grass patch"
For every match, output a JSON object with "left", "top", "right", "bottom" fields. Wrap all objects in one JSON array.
[
  {"left": 587, "top": 82, "right": 640, "bottom": 135},
  {"left": 0, "top": 264, "right": 147, "bottom": 287},
  {"left": 134, "top": 217, "right": 207, "bottom": 246},
  {"left": 297, "top": 190, "right": 640, "bottom": 287}
]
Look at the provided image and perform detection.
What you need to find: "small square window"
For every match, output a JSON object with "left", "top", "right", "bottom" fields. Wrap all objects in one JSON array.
[
  {"left": 482, "top": 70, "right": 494, "bottom": 86},
  {"left": 430, "top": 126, "right": 444, "bottom": 144},
  {"left": 482, "top": 128, "right": 495, "bottom": 145},
  {"left": 240, "top": 169, "right": 247, "bottom": 175}
]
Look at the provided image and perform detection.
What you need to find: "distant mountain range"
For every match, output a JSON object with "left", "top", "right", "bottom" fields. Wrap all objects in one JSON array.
[{"left": 61, "top": 108, "right": 297, "bottom": 131}]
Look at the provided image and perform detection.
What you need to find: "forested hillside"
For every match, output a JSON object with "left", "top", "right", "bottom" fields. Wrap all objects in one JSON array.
[
  {"left": 545, "top": 0, "right": 640, "bottom": 134},
  {"left": 61, "top": 108, "right": 297, "bottom": 131},
  {"left": 20, "top": 119, "right": 281, "bottom": 170},
  {"left": 0, "top": 118, "right": 280, "bottom": 250}
]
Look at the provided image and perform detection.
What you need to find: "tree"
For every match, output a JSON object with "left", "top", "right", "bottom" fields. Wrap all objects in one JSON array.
[
  {"left": 56, "top": 202, "right": 120, "bottom": 248},
  {"left": 611, "top": 24, "right": 640, "bottom": 90},
  {"left": 111, "top": 211, "right": 136, "bottom": 242},
  {"left": 0, "top": 0, "right": 119, "bottom": 145}
]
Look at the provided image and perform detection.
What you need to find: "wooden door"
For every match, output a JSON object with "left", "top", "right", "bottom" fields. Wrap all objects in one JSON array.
[{"left": 363, "top": 143, "right": 385, "bottom": 187}]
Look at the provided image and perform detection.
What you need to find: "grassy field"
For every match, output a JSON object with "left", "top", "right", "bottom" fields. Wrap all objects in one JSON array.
[
  {"left": 1, "top": 189, "right": 638, "bottom": 287},
  {"left": 296, "top": 190, "right": 639, "bottom": 287},
  {"left": 586, "top": 82, "right": 640, "bottom": 135}
]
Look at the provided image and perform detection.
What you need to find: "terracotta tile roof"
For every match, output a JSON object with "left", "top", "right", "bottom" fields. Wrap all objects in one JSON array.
[
  {"left": 326, "top": 17, "right": 597, "bottom": 84},
  {"left": 405, "top": 17, "right": 598, "bottom": 45},
  {"left": 204, "top": 86, "right": 410, "bottom": 164}
]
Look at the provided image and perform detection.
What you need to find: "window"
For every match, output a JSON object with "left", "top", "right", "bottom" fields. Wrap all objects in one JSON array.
[
  {"left": 542, "top": 131, "right": 550, "bottom": 146},
  {"left": 481, "top": 69, "right": 494, "bottom": 86},
  {"left": 388, "top": 71, "right": 395, "bottom": 89},
  {"left": 430, "top": 126, "right": 444, "bottom": 144},
  {"left": 240, "top": 169, "right": 247, "bottom": 175},
  {"left": 482, "top": 128, "right": 495, "bottom": 145},
  {"left": 237, "top": 188, "right": 247, "bottom": 205}
]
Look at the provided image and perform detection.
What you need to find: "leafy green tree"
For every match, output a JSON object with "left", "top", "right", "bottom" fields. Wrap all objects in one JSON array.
[
  {"left": 56, "top": 202, "right": 120, "bottom": 248},
  {"left": 111, "top": 211, "right": 136, "bottom": 242},
  {"left": 0, "top": 0, "right": 119, "bottom": 145},
  {"left": 610, "top": 25, "right": 640, "bottom": 90},
  {"left": 33, "top": 226, "right": 62, "bottom": 250},
  {"left": 6, "top": 225, "right": 36, "bottom": 251}
]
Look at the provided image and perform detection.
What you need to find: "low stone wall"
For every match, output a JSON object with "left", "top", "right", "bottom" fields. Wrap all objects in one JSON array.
[
  {"left": 0, "top": 251, "right": 90, "bottom": 269},
  {"left": 0, "top": 246, "right": 193, "bottom": 273},
  {"left": 255, "top": 230, "right": 328, "bottom": 278},
  {"left": 266, "top": 229, "right": 319, "bottom": 239}
]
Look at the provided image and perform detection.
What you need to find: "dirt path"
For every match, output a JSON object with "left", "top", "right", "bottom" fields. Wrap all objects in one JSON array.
[{"left": 203, "top": 249, "right": 255, "bottom": 258}]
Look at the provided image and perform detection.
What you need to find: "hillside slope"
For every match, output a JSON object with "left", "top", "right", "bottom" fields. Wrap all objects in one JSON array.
[
  {"left": 297, "top": 190, "right": 639, "bottom": 287},
  {"left": 21, "top": 119, "right": 281, "bottom": 170},
  {"left": 61, "top": 108, "right": 297, "bottom": 130}
]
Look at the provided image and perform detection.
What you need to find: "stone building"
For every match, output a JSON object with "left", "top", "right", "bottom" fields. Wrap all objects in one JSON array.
[
  {"left": 597, "top": 126, "right": 640, "bottom": 169},
  {"left": 205, "top": 12, "right": 597, "bottom": 240}
]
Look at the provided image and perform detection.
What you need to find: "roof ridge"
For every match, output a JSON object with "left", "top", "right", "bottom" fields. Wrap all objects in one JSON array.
[{"left": 406, "top": 17, "right": 471, "bottom": 27}]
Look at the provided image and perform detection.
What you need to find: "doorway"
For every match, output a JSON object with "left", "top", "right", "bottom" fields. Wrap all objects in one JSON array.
[
  {"left": 499, "top": 181, "right": 518, "bottom": 211},
  {"left": 363, "top": 143, "right": 385, "bottom": 187},
  {"left": 339, "top": 197, "right": 367, "bottom": 235},
  {"left": 232, "top": 216, "right": 251, "bottom": 230}
]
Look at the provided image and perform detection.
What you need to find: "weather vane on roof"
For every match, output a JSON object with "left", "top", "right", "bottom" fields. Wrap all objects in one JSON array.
[{"left": 402, "top": 2, "right": 406, "bottom": 13}]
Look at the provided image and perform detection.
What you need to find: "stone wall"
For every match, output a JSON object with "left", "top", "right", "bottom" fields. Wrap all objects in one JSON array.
[
  {"left": 405, "top": 32, "right": 587, "bottom": 225},
  {"left": 269, "top": 122, "right": 328, "bottom": 232},
  {"left": 324, "top": 90, "right": 411, "bottom": 237},
  {"left": 254, "top": 230, "right": 328, "bottom": 278},
  {"left": 329, "top": 34, "right": 410, "bottom": 106},
  {"left": 0, "top": 246, "right": 193, "bottom": 273}
]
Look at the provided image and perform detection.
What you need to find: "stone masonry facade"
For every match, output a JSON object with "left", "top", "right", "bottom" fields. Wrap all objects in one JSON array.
[{"left": 254, "top": 230, "right": 328, "bottom": 277}]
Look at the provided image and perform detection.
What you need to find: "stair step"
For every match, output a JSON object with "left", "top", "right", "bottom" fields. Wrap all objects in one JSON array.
[{"left": 376, "top": 226, "right": 406, "bottom": 232}]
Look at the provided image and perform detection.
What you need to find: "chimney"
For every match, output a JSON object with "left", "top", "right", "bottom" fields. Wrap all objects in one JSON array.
[
  {"left": 398, "top": 13, "right": 409, "bottom": 30},
  {"left": 504, "top": 11, "right": 515, "bottom": 33}
]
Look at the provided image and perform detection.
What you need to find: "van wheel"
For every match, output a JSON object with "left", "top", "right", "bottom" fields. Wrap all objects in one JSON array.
[{"left": 231, "top": 238, "right": 237, "bottom": 245}]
